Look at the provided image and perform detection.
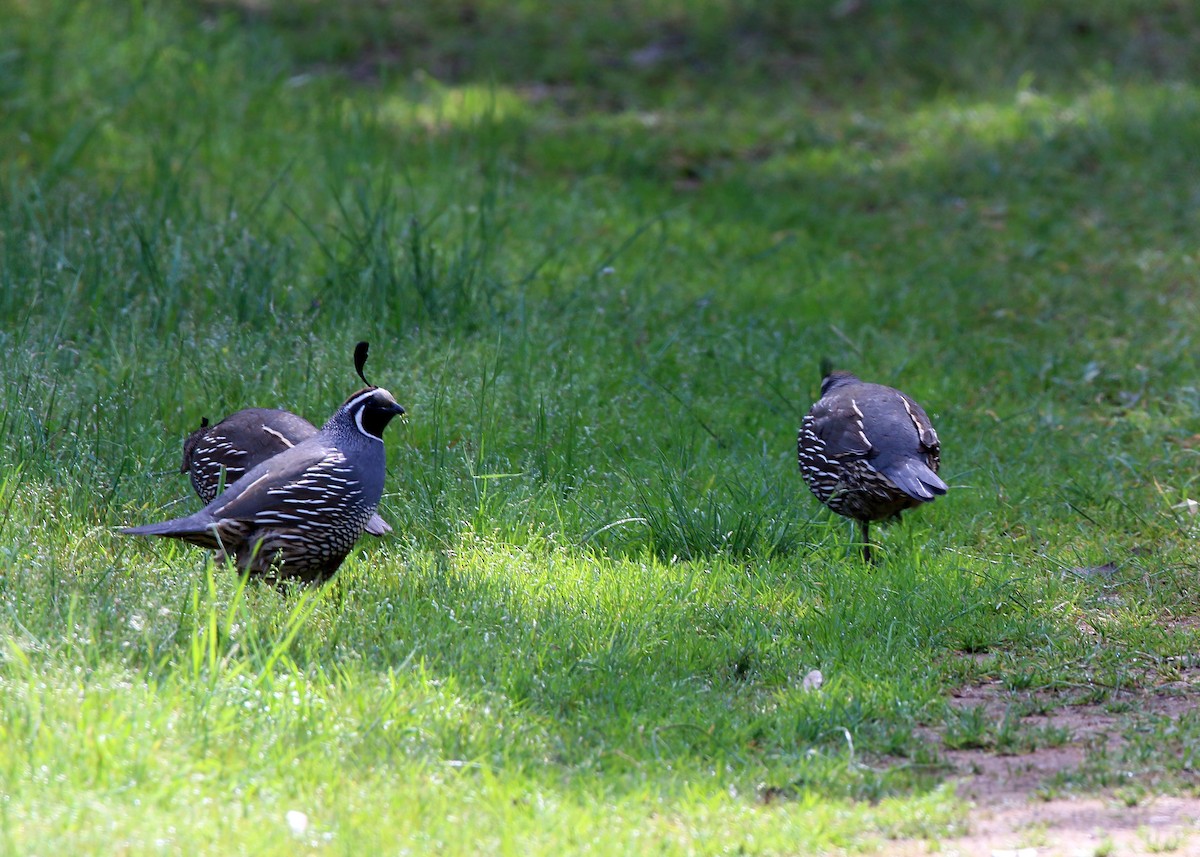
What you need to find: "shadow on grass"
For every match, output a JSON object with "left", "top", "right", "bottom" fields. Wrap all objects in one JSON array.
[{"left": 201, "top": 0, "right": 1200, "bottom": 105}]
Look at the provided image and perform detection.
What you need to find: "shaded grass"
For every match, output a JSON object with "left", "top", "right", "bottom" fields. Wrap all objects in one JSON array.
[{"left": 202, "top": 0, "right": 1200, "bottom": 106}]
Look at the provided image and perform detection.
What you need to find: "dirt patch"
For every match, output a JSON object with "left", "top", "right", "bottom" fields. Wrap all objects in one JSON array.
[
  {"left": 885, "top": 681, "right": 1200, "bottom": 855},
  {"left": 1163, "top": 614, "right": 1200, "bottom": 634},
  {"left": 884, "top": 796, "right": 1200, "bottom": 856}
]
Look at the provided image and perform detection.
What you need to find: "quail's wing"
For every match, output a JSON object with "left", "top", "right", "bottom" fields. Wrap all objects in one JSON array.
[
  {"left": 205, "top": 443, "right": 345, "bottom": 523},
  {"left": 898, "top": 392, "right": 940, "bottom": 451},
  {"left": 226, "top": 408, "right": 317, "bottom": 449},
  {"left": 808, "top": 398, "right": 873, "bottom": 459},
  {"left": 258, "top": 409, "right": 319, "bottom": 443},
  {"left": 856, "top": 390, "right": 947, "bottom": 500},
  {"left": 849, "top": 387, "right": 927, "bottom": 455},
  {"left": 208, "top": 409, "right": 316, "bottom": 465}
]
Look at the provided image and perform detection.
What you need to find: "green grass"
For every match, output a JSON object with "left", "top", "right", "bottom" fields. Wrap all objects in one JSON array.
[{"left": 3, "top": 0, "right": 1200, "bottom": 852}]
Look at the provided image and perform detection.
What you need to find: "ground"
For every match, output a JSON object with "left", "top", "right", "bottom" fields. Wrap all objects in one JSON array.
[
  {"left": 893, "top": 796, "right": 1199, "bottom": 856},
  {"left": 891, "top": 679, "right": 1200, "bottom": 854}
]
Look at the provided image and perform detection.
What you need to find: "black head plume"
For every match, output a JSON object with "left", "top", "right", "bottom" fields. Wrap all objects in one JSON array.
[
  {"left": 819, "top": 356, "right": 834, "bottom": 382},
  {"left": 354, "top": 341, "right": 372, "bottom": 386}
]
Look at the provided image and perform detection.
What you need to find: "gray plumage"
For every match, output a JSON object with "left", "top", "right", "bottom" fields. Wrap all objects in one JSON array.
[
  {"left": 798, "top": 371, "right": 947, "bottom": 562},
  {"left": 125, "top": 386, "right": 406, "bottom": 584},
  {"left": 181, "top": 407, "right": 392, "bottom": 536}
]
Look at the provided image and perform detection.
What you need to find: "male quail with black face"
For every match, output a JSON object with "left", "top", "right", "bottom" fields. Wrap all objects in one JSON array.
[
  {"left": 123, "top": 343, "right": 406, "bottom": 584},
  {"left": 798, "top": 371, "right": 947, "bottom": 562},
  {"left": 182, "top": 408, "right": 392, "bottom": 536}
]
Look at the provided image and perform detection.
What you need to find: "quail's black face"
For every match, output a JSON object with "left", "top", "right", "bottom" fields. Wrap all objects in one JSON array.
[{"left": 344, "top": 387, "right": 406, "bottom": 439}]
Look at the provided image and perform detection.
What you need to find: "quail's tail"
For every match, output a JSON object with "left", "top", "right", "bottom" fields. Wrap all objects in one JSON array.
[
  {"left": 121, "top": 520, "right": 193, "bottom": 537},
  {"left": 883, "top": 460, "right": 948, "bottom": 502},
  {"left": 121, "top": 512, "right": 223, "bottom": 550}
]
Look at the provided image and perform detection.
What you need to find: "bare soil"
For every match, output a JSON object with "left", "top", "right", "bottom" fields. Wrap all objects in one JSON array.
[{"left": 883, "top": 679, "right": 1200, "bottom": 855}]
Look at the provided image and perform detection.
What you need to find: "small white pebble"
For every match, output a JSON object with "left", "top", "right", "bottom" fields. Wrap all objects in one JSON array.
[
  {"left": 286, "top": 810, "right": 309, "bottom": 836},
  {"left": 801, "top": 669, "right": 823, "bottom": 692}
]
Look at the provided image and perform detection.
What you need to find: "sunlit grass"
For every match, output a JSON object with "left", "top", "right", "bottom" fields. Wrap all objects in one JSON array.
[{"left": 373, "top": 78, "right": 529, "bottom": 132}]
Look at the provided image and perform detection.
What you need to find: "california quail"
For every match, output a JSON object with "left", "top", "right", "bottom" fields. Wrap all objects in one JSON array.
[
  {"left": 182, "top": 408, "right": 392, "bottom": 536},
  {"left": 123, "top": 344, "right": 406, "bottom": 583},
  {"left": 797, "top": 371, "right": 947, "bottom": 562}
]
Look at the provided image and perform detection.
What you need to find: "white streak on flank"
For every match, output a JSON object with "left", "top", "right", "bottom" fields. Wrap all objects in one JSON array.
[
  {"left": 261, "top": 425, "right": 295, "bottom": 447},
  {"left": 238, "top": 472, "right": 272, "bottom": 496}
]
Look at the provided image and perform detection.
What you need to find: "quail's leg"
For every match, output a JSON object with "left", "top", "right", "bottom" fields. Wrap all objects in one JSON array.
[{"left": 860, "top": 520, "right": 874, "bottom": 564}]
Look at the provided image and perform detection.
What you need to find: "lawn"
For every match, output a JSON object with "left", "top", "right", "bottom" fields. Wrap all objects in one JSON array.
[{"left": 2, "top": 0, "right": 1200, "bottom": 853}]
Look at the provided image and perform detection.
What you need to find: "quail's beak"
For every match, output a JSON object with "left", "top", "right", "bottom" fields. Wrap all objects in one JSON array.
[{"left": 391, "top": 402, "right": 407, "bottom": 418}]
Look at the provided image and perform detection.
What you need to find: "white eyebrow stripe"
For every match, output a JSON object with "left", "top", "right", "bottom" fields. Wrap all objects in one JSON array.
[{"left": 343, "top": 389, "right": 377, "bottom": 412}]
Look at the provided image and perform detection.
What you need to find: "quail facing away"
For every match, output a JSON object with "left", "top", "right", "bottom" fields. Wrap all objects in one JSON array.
[
  {"left": 123, "top": 343, "right": 406, "bottom": 584},
  {"left": 182, "top": 408, "right": 392, "bottom": 536},
  {"left": 797, "top": 371, "right": 947, "bottom": 562}
]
